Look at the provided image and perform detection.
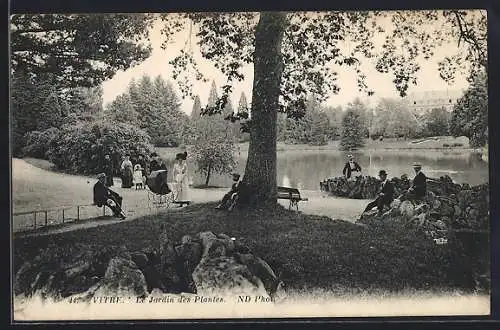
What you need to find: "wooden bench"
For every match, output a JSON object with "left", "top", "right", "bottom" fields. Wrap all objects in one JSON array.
[{"left": 277, "top": 186, "right": 309, "bottom": 211}]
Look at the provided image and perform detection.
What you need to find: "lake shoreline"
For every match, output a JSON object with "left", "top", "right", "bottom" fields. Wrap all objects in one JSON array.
[{"left": 160, "top": 136, "right": 478, "bottom": 156}]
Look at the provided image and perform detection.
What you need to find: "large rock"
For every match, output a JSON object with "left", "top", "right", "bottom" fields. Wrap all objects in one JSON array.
[
  {"left": 192, "top": 254, "right": 267, "bottom": 296},
  {"left": 356, "top": 179, "right": 489, "bottom": 242},
  {"left": 235, "top": 253, "right": 282, "bottom": 297},
  {"left": 93, "top": 257, "right": 147, "bottom": 297},
  {"left": 14, "top": 246, "right": 118, "bottom": 300},
  {"left": 189, "top": 232, "right": 281, "bottom": 298}
]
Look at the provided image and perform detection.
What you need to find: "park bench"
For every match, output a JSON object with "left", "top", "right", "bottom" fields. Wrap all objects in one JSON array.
[{"left": 277, "top": 186, "right": 308, "bottom": 211}]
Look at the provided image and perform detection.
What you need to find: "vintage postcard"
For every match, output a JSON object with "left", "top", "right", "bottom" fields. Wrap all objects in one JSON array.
[{"left": 11, "top": 10, "right": 490, "bottom": 321}]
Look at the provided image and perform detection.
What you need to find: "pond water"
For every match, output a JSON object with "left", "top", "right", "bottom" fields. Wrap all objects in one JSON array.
[{"left": 164, "top": 149, "right": 489, "bottom": 190}]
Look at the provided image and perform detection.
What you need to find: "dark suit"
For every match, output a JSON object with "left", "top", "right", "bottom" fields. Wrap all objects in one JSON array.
[
  {"left": 150, "top": 159, "right": 167, "bottom": 172},
  {"left": 102, "top": 159, "right": 114, "bottom": 187},
  {"left": 411, "top": 171, "right": 427, "bottom": 199},
  {"left": 93, "top": 181, "right": 123, "bottom": 216},
  {"left": 343, "top": 161, "right": 362, "bottom": 179},
  {"left": 219, "top": 180, "right": 242, "bottom": 209},
  {"left": 364, "top": 179, "right": 395, "bottom": 213}
]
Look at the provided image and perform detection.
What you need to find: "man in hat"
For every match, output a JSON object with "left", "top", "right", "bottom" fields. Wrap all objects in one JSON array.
[
  {"left": 150, "top": 152, "right": 167, "bottom": 172},
  {"left": 215, "top": 173, "right": 243, "bottom": 211},
  {"left": 342, "top": 154, "right": 362, "bottom": 180},
  {"left": 363, "top": 169, "right": 395, "bottom": 215},
  {"left": 93, "top": 173, "right": 126, "bottom": 219},
  {"left": 102, "top": 154, "right": 114, "bottom": 187},
  {"left": 404, "top": 162, "right": 427, "bottom": 200}
]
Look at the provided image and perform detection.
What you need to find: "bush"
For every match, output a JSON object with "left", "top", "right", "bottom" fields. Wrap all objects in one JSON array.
[
  {"left": 21, "top": 127, "right": 60, "bottom": 159},
  {"left": 452, "top": 143, "right": 464, "bottom": 147},
  {"left": 45, "top": 120, "right": 154, "bottom": 175},
  {"left": 443, "top": 143, "right": 450, "bottom": 147}
]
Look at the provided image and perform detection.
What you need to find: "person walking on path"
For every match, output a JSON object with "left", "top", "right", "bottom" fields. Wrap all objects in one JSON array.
[
  {"left": 173, "top": 152, "right": 190, "bottom": 205},
  {"left": 102, "top": 154, "right": 114, "bottom": 187},
  {"left": 120, "top": 154, "right": 134, "bottom": 188}
]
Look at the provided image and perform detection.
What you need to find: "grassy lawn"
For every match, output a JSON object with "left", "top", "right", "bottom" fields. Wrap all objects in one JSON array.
[{"left": 13, "top": 201, "right": 489, "bottom": 295}]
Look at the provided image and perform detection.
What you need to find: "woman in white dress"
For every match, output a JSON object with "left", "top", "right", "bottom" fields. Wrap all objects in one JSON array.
[{"left": 173, "top": 152, "right": 190, "bottom": 205}]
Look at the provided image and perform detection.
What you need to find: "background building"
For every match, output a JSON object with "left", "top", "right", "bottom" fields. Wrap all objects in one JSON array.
[{"left": 404, "top": 89, "right": 465, "bottom": 113}]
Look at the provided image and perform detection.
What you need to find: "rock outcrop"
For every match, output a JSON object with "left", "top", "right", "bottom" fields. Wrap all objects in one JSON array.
[
  {"left": 357, "top": 180, "right": 489, "bottom": 242},
  {"left": 14, "top": 228, "right": 282, "bottom": 302},
  {"left": 320, "top": 174, "right": 411, "bottom": 199},
  {"left": 320, "top": 174, "right": 481, "bottom": 201}
]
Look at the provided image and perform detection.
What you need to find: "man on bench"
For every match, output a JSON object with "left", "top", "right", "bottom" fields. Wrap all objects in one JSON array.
[
  {"left": 94, "top": 173, "right": 126, "bottom": 219},
  {"left": 215, "top": 173, "right": 242, "bottom": 211}
]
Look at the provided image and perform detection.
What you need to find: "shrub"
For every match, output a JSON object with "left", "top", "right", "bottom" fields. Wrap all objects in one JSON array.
[
  {"left": 191, "top": 116, "right": 238, "bottom": 186},
  {"left": 45, "top": 120, "right": 154, "bottom": 175},
  {"left": 443, "top": 143, "right": 450, "bottom": 147},
  {"left": 452, "top": 143, "right": 464, "bottom": 147},
  {"left": 21, "top": 127, "right": 60, "bottom": 159}
]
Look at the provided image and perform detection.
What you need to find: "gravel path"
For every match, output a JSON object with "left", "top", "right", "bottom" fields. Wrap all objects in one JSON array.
[{"left": 13, "top": 158, "right": 368, "bottom": 237}]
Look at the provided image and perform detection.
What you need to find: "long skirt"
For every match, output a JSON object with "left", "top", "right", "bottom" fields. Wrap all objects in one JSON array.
[
  {"left": 175, "top": 174, "right": 190, "bottom": 202},
  {"left": 105, "top": 175, "right": 114, "bottom": 187},
  {"left": 121, "top": 168, "right": 133, "bottom": 188}
]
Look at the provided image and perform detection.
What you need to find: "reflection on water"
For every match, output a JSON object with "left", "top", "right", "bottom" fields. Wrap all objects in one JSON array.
[{"left": 165, "top": 150, "right": 489, "bottom": 190}]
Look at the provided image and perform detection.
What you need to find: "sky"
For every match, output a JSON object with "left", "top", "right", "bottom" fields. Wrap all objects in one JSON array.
[{"left": 101, "top": 12, "right": 472, "bottom": 115}]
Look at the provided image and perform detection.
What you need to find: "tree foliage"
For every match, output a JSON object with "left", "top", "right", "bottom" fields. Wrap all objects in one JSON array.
[
  {"left": 105, "top": 74, "right": 189, "bottom": 147},
  {"left": 371, "top": 98, "right": 420, "bottom": 139},
  {"left": 45, "top": 120, "right": 153, "bottom": 175},
  {"left": 450, "top": 69, "right": 487, "bottom": 147},
  {"left": 191, "top": 95, "right": 202, "bottom": 119},
  {"left": 340, "top": 100, "right": 366, "bottom": 150},
  {"left": 424, "top": 107, "right": 451, "bottom": 137},
  {"left": 280, "top": 95, "right": 330, "bottom": 145},
  {"left": 159, "top": 10, "right": 486, "bottom": 204},
  {"left": 190, "top": 116, "right": 238, "bottom": 186},
  {"left": 11, "top": 14, "right": 154, "bottom": 88},
  {"left": 11, "top": 73, "right": 66, "bottom": 155}
]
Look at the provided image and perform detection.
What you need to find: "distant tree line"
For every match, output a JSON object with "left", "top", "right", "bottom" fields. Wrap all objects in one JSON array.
[{"left": 274, "top": 68, "right": 487, "bottom": 150}]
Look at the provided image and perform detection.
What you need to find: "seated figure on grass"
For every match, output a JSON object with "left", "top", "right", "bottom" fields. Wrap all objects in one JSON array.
[
  {"left": 215, "top": 173, "right": 243, "bottom": 211},
  {"left": 362, "top": 170, "right": 395, "bottom": 216},
  {"left": 93, "top": 173, "right": 126, "bottom": 219}
]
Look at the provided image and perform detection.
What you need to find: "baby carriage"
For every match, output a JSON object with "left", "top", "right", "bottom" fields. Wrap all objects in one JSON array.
[{"left": 146, "top": 170, "right": 175, "bottom": 209}]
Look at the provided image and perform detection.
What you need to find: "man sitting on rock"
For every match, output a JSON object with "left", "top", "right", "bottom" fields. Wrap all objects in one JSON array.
[
  {"left": 93, "top": 173, "right": 126, "bottom": 219},
  {"left": 402, "top": 162, "right": 427, "bottom": 201},
  {"left": 362, "top": 170, "right": 394, "bottom": 215},
  {"left": 215, "top": 173, "right": 242, "bottom": 211}
]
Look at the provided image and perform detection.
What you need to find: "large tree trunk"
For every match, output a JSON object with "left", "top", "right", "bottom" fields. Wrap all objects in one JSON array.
[{"left": 241, "top": 12, "right": 287, "bottom": 205}]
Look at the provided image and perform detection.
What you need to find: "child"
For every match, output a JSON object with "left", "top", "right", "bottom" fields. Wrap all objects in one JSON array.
[{"left": 133, "top": 164, "right": 144, "bottom": 190}]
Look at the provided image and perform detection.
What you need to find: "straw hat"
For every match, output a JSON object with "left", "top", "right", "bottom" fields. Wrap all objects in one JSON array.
[{"left": 97, "top": 173, "right": 106, "bottom": 179}]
